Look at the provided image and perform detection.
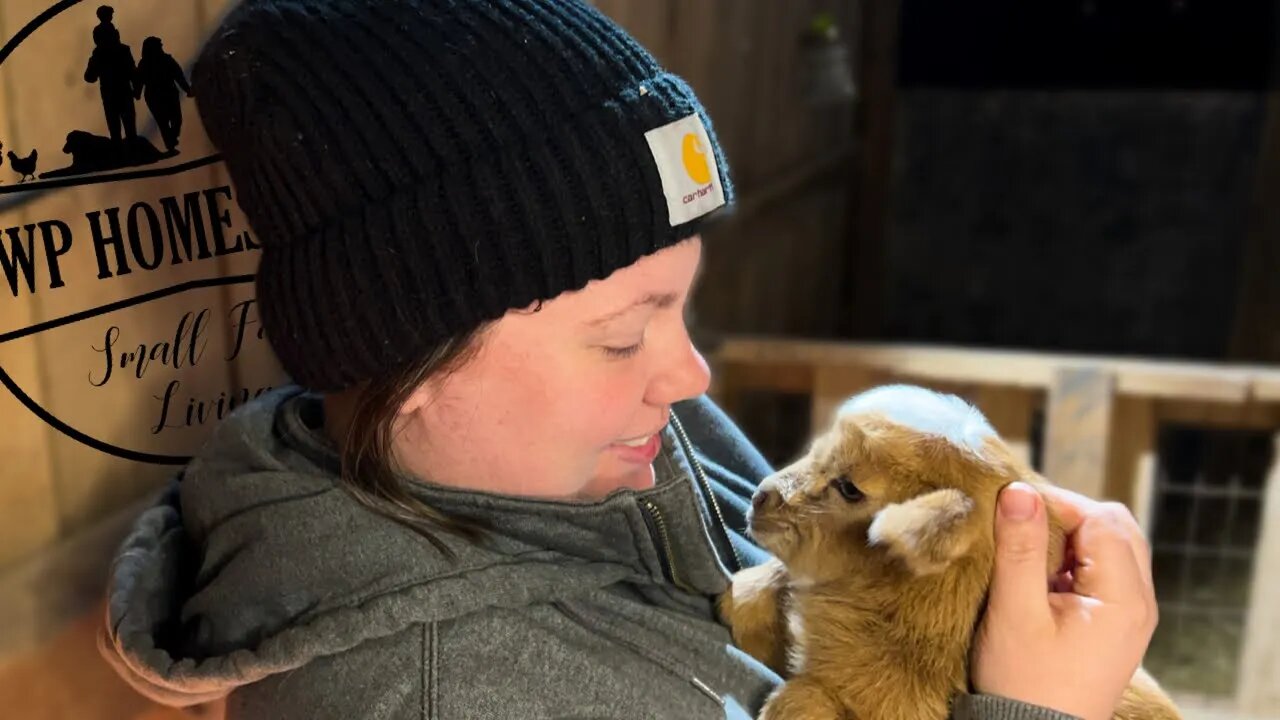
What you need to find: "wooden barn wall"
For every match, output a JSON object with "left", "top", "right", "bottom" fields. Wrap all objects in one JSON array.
[
  {"left": 0, "top": 0, "right": 262, "bottom": 574},
  {"left": 590, "top": 0, "right": 862, "bottom": 340},
  {"left": 0, "top": 2, "right": 269, "bottom": 716}
]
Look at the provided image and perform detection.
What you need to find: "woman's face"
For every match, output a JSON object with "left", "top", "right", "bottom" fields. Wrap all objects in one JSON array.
[{"left": 392, "top": 236, "right": 712, "bottom": 500}]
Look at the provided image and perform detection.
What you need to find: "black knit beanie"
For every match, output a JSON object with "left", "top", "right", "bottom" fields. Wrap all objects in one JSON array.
[{"left": 193, "top": 0, "right": 736, "bottom": 391}]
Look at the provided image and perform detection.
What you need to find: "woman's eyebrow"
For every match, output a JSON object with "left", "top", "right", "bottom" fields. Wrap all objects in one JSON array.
[{"left": 584, "top": 292, "right": 679, "bottom": 327}]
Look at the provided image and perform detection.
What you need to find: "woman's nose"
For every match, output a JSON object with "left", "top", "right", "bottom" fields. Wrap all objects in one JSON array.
[{"left": 648, "top": 338, "right": 711, "bottom": 408}]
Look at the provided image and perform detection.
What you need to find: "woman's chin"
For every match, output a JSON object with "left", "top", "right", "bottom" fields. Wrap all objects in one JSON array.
[
  {"left": 578, "top": 462, "right": 656, "bottom": 499},
  {"left": 617, "top": 462, "right": 656, "bottom": 491}
]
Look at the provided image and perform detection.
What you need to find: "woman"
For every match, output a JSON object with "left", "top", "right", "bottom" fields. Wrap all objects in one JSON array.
[{"left": 99, "top": 1, "right": 1157, "bottom": 718}]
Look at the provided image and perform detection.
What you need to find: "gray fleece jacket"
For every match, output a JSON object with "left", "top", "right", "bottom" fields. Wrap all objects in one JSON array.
[{"left": 100, "top": 386, "right": 1077, "bottom": 720}]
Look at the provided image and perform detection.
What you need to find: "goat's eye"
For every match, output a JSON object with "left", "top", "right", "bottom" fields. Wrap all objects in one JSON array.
[{"left": 831, "top": 475, "right": 863, "bottom": 502}]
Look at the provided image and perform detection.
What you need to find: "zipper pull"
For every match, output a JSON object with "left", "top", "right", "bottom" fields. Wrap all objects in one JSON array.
[
  {"left": 639, "top": 498, "right": 688, "bottom": 591},
  {"left": 690, "top": 676, "right": 725, "bottom": 707}
]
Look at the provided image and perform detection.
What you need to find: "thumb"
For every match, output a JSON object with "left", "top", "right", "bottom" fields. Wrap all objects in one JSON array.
[{"left": 987, "top": 482, "right": 1052, "bottom": 627}]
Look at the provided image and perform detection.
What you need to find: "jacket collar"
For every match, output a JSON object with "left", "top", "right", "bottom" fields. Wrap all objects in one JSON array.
[{"left": 274, "top": 389, "right": 732, "bottom": 597}]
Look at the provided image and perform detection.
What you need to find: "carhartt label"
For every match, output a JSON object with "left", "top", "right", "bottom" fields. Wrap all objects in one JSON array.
[{"left": 643, "top": 112, "right": 725, "bottom": 226}]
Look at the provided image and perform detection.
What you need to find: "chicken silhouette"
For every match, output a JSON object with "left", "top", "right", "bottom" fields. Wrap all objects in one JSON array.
[{"left": 8, "top": 148, "right": 38, "bottom": 182}]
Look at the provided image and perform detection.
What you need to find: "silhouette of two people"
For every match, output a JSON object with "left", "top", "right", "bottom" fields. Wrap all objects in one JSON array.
[{"left": 83, "top": 5, "right": 191, "bottom": 152}]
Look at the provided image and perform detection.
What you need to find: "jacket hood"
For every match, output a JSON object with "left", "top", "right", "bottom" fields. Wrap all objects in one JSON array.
[{"left": 99, "top": 386, "right": 728, "bottom": 706}]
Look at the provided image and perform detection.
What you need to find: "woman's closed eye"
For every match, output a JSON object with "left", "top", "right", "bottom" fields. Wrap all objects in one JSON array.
[{"left": 603, "top": 338, "right": 645, "bottom": 359}]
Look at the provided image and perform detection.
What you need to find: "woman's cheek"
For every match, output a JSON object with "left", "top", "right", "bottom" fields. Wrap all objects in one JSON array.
[{"left": 582, "top": 381, "right": 641, "bottom": 442}]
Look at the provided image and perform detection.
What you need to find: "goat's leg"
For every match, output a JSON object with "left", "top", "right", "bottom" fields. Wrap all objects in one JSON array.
[
  {"left": 759, "top": 675, "right": 846, "bottom": 720},
  {"left": 718, "top": 556, "right": 791, "bottom": 677}
]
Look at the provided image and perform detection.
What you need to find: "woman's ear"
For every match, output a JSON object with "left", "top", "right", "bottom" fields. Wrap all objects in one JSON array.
[
  {"left": 867, "top": 489, "right": 978, "bottom": 575},
  {"left": 399, "top": 382, "right": 435, "bottom": 417}
]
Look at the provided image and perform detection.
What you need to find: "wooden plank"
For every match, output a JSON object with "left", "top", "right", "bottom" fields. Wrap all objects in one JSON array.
[
  {"left": 0, "top": 220, "right": 61, "bottom": 571},
  {"left": 1042, "top": 367, "right": 1115, "bottom": 499},
  {"left": 1155, "top": 399, "right": 1280, "bottom": 431},
  {"left": 902, "top": 381, "right": 1043, "bottom": 468},
  {"left": 1119, "top": 365, "right": 1250, "bottom": 405},
  {"left": 730, "top": 149, "right": 854, "bottom": 221},
  {"left": 716, "top": 0, "right": 763, "bottom": 189},
  {"left": 974, "top": 386, "right": 1037, "bottom": 467},
  {"left": 0, "top": 0, "right": 249, "bottom": 533},
  {"left": 792, "top": 188, "right": 847, "bottom": 337},
  {"left": 1226, "top": 39, "right": 1278, "bottom": 691},
  {"left": 661, "top": 0, "right": 715, "bottom": 95},
  {"left": 1106, "top": 397, "right": 1156, "bottom": 524},
  {"left": 203, "top": 0, "right": 242, "bottom": 23},
  {"left": 613, "top": 0, "right": 673, "bottom": 64},
  {"left": 587, "top": 0, "right": 626, "bottom": 22},
  {"left": 1237, "top": 430, "right": 1280, "bottom": 715},
  {"left": 712, "top": 361, "right": 814, "bottom": 396},
  {"left": 0, "top": 5, "right": 61, "bottom": 569},
  {"left": 715, "top": 339, "right": 1058, "bottom": 389},
  {"left": 788, "top": 0, "right": 819, "bottom": 171},
  {"left": 0, "top": 4, "right": 252, "bottom": 716},
  {"left": 706, "top": 364, "right": 734, "bottom": 417},
  {"left": 749, "top": 0, "right": 786, "bottom": 180},
  {"left": 797, "top": 0, "right": 860, "bottom": 162},
  {"left": 841, "top": 0, "right": 899, "bottom": 339},
  {"left": 809, "top": 365, "right": 888, "bottom": 436},
  {"left": 713, "top": 337, "right": 1280, "bottom": 404},
  {"left": 1253, "top": 375, "right": 1280, "bottom": 403}
]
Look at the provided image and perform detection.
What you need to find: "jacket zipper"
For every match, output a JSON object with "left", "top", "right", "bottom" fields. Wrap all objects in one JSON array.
[
  {"left": 639, "top": 498, "right": 687, "bottom": 591},
  {"left": 669, "top": 410, "right": 744, "bottom": 573}
]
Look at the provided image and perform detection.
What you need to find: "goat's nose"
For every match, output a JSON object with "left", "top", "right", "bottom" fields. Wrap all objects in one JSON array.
[{"left": 751, "top": 488, "right": 778, "bottom": 512}]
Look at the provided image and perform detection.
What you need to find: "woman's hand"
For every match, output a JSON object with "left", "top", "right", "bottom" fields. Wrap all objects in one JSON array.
[{"left": 971, "top": 482, "right": 1159, "bottom": 720}]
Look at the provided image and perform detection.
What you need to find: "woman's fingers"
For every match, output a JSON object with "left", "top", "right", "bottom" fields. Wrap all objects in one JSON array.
[
  {"left": 988, "top": 483, "right": 1054, "bottom": 629},
  {"left": 1099, "top": 500, "right": 1155, "bottom": 596},
  {"left": 976, "top": 484, "right": 1157, "bottom": 720},
  {"left": 1038, "top": 484, "right": 1092, "bottom": 534},
  {"left": 1069, "top": 506, "right": 1146, "bottom": 602},
  {"left": 1038, "top": 485, "right": 1156, "bottom": 599}
]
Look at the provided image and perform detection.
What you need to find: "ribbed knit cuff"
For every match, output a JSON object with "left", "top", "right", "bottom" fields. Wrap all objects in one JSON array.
[{"left": 952, "top": 693, "right": 1084, "bottom": 720}]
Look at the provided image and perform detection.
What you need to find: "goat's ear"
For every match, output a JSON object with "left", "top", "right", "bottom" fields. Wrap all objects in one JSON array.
[{"left": 867, "top": 489, "right": 977, "bottom": 575}]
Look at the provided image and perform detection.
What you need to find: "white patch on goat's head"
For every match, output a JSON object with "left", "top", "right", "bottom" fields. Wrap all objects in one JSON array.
[{"left": 838, "top": 384, "right": 996, "bottom": 457}]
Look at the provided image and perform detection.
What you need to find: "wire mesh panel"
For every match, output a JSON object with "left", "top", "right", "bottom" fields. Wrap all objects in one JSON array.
[{"left": 1146, "top": 425, "right": 1271, "bottom": 698}]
